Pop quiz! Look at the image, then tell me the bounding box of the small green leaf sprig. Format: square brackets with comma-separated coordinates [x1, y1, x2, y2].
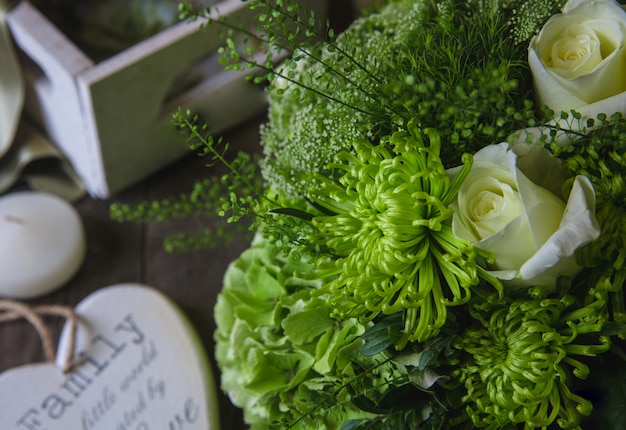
[307, 121, 502, 347]
[455, 288, 610, 429]
[110, 109, 266, 252]
[179, 0, 340, 87]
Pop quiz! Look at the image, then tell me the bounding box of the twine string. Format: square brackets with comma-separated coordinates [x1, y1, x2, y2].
[0, 300, 77, 374]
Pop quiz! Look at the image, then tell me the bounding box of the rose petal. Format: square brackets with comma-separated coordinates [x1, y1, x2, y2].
[563, 0, 588, 13]
[448, 142, 600, 290]
[518, 176, 600, 286]
[476, 215, 536, 271]
[552, 34, 626, 102]
[481, 148, 591, 288]
[549, 23, 604, 78]
[477, 143, 567, 254]
[529, 47, 587, 113]
[575, 89, 626, 120]
[511, 142, 568, 199]
[457, 165, 524, 240]
[515, 167, 566, 249]
[565, 0, 626, 19]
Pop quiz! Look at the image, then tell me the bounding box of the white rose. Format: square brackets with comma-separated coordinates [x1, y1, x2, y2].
[529, 0, 626, 118]
[447, 142, 600, 289]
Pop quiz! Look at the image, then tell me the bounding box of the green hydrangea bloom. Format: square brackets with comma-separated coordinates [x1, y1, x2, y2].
[455, 289, 610, 429]
[214, 235, 402, 429]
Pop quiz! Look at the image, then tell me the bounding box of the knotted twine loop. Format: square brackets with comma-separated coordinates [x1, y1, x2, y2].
[0, 300, 77, 374]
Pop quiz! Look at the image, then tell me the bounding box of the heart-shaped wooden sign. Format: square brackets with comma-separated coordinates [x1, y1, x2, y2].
[0, 284, 219, 429]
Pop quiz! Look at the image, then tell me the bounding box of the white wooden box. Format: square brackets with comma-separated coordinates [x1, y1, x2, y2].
[7, 0, 327, 198]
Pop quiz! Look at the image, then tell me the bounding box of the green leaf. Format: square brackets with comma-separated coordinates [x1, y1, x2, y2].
[245, 261, 284, 301]
[270, 207, 315, 221]
[361, 326, 393, 356]
[351, 395, 381, 414]
[377, 384, 431, 410]
[361, 313, 404, 356]
[245, 348, 314, 394]
[341, 420, 366, 430]
[314, 319, 362, 374]
[583, 367, 626, 429]
[282, 304, 333, 345]
[418, 348, 438, 371]
[581, 343, 626, 429]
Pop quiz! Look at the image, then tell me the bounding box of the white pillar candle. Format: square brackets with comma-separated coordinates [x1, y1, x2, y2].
[0, 191, 86, 299]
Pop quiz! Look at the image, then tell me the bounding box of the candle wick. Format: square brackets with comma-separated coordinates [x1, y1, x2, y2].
[4, 215, 24, 225]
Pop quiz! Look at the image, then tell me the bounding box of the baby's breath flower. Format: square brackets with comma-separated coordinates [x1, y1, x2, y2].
[308, 122, 502, 347]
[509, 0, 566, 44]
[456, 290, 610, 429]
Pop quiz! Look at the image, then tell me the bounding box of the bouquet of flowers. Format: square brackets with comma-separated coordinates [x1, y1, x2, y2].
[114, 0, 626, 428]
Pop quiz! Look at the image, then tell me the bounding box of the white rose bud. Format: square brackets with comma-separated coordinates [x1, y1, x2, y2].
[447, 142, 600, 289]
[529, 0, 626, 118]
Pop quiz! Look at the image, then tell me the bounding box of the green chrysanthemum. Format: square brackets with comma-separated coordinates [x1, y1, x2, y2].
[308, 122, 502, 347]
[582, 201, 626, 326]
[456, 290, 610, 429]
[553, 113, 626, 332]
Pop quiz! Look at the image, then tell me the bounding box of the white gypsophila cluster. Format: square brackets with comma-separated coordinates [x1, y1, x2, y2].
[259, 0, 432, 198]
[508, 0, 566, 44]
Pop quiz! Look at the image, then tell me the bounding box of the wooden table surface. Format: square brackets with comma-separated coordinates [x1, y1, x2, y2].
[0, 114, 268, 429]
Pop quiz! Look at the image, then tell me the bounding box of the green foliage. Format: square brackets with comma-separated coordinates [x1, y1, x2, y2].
[109, 175, 254, 252]
[341, 402, 424, 430]
[110, 176, 223, 224]
[546, 112, 626, 328]
[160, 223, 252, 253]
[345, 317, 471, 429]
[259, 0, 538, 197]
[361, 313, 405, 356]
[591, 372, 626, 429]
[181, 0, 335, 85]
[581, 341, 626, 429]
[148, 0, 543, 250]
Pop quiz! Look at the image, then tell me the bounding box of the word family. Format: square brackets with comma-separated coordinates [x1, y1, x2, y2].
[16, 314, 144, 430]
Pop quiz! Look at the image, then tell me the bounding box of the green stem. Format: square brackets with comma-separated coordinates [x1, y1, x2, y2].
[260, 0, 383, 85]
[175, 111, 279, 209]
[197, 5, 390, 121]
